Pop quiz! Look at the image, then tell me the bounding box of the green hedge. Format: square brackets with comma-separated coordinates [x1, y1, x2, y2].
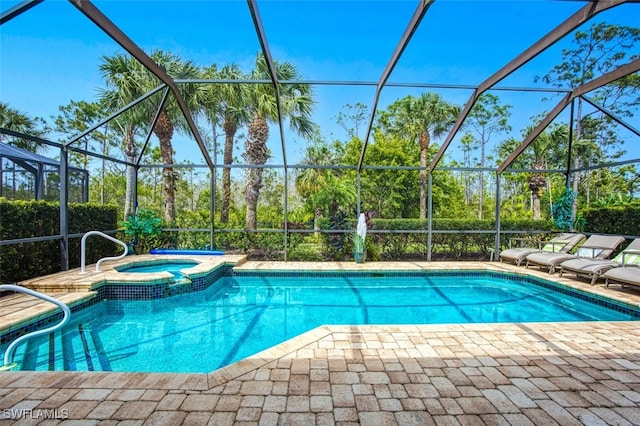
[4, 201, 634, 280]
[317, 218, 557, 260]
[370, 219, 557, 260]
[0, 199, 119, 283]
[582, 207, 640, 236]
[162, 228, 304, 260]
[214, 231, 303, 260]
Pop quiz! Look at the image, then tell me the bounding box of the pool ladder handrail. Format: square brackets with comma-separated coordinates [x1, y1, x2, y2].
[0, 284, 72, 370]
[81, 230, 129, 274]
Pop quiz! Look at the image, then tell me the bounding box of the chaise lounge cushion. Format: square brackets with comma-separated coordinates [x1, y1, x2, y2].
[604, 265, 640, 288]
[525, 234, 626, 274]
[499, 233, 584, 266]
[559, 238, 640, 285]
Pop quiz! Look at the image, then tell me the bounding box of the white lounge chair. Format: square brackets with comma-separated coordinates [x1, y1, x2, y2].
[558, 238, 640, 285]
[525, 234, 626, 274]
[499, 233, 585, 266]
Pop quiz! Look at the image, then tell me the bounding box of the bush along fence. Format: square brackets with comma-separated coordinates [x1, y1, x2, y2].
[3, 198, 639, 281]
[0, 199, 118, 283]
[320, 218, 558, 261]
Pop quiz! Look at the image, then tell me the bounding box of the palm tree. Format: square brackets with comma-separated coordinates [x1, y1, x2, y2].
[312, 172, 357, 219]
[243, 54, 315, 230]
[146, 51, 200, 224]
[529, 124, 568, 220]
[100, 51, 200, 223]
[99, 54, 149, 220]
[0, 102, 45, 151]
[377, 93, 459, 219]
[295, 136, 343, 232]
[200, 64, 249, 223]
[498, 122, 567, 220]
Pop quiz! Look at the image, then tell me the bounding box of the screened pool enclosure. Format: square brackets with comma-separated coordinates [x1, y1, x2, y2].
[0, 142, 88, 202]
[1, 0, 639, 269]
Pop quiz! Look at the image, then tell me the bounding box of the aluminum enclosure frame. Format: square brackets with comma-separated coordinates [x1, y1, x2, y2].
[0, 0, 638, 268]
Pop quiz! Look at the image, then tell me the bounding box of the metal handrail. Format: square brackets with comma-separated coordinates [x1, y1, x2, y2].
[81, 230, 129, 273]
[0, 284, 72, 370]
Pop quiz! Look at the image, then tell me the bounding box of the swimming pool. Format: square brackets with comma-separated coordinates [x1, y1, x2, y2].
[2, 271, 638, 373]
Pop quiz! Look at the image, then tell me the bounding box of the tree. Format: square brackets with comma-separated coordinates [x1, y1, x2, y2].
[536, 22, 640, 221]
[377, 93, 459, 219]
[295, 131, 345, 231]
[199, 64, 249, 223]
[52, 100, 119, 204]
[0, 102, 46, 151]
[344, 131, 420, 218]
[464, 93, 511, 219]
[99, 54, 149, 220]
[335, 102, 368, 140]
[146, 51, 200, 224]
[460, 133, 476, 205]
[243, 54, 315, 230]
[100, 51, 200, 223]
[497, 121, 567, 220]
[313, 172, 357, 219]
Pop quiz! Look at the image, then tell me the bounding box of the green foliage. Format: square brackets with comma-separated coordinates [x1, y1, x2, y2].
[213, 230, 303, 260]
[295, 137, 347, 219]
[364, 238, 381, 261]
[119, 208, 165, 253]
[591, 193, 637, 208]
[368, 218, 555, 260]
[320, 210, 349, 260]
[431, 170, 469, 217]
[288, 242, 324, 261]
[552, 188, 577, 231]
[247, 232, 286, 259]
[0, 199, 118, 282]
[582, 207, 640, 236]
[171, 216, 560, 261]
[356, 133, 420, 217]
[88, 173, 126, 213]
[0, 102, 47, 150]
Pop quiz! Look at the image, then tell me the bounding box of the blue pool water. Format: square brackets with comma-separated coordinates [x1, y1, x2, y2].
[116, 261, 198, 276]
[3, 272, 638, 373]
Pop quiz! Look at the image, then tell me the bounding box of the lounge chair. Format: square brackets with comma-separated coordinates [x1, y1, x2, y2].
[604, 264, 640, 289]
[525, 234, 626, 274]
[499, 233, 585, 266]
[558, 238, 640, 285]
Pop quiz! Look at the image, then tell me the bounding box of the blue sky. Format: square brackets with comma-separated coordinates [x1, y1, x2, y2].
[1, 0, 639, 167]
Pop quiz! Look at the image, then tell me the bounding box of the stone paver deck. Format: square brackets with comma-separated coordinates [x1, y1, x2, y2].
[1, 260, 640, 425]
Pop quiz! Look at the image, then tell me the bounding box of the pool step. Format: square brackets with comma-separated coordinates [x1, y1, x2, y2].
[11, 324, 112, 372]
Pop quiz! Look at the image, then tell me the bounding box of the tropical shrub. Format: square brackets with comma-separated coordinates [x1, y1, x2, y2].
[0, 199, 118, 282]
[120, 208, 165, 253]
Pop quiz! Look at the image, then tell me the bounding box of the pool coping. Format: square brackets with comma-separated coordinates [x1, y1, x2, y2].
[0, 255, 640, 372]
[18, 254, 248, 293]
[207, 261, 640, 387]
[2, 260, 640, 425]
[2, 320, 640, 392]
[2, 259, 640, 382]
[5, 258, 640, 337]
[3, 321, 639, 425]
